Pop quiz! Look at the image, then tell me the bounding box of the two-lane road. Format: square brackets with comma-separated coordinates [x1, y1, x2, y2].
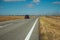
[0, 18, 39, 40]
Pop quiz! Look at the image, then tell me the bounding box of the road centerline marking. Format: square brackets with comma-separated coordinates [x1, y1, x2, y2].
[25, 18, 39, 40]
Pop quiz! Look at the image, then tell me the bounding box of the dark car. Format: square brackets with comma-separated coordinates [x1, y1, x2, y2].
[25, 15, 30, 19]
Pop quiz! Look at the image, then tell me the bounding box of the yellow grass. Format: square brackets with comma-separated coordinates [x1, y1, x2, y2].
[0, 16, 24, 22]
[39, 16, 60, 40]
[0, 16, 36, 22]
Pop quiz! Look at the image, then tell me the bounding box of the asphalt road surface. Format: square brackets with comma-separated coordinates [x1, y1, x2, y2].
[0, 18, 39, 40]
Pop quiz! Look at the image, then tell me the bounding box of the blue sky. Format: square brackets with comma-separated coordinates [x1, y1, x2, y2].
[0, 0, 60, 15]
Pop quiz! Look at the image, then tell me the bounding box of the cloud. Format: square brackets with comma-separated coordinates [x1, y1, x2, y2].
[4, 0, 26, 2]
[33, 0, 40, 3]
[26, 0, 40, 8]
[53, 2, 60, 4]
[33, 0, 40, 5]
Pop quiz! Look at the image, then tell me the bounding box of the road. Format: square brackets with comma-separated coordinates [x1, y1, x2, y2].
[0, 18, 39, 40]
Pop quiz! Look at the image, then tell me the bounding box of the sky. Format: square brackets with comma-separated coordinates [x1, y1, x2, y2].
[0, 0, 60, 15]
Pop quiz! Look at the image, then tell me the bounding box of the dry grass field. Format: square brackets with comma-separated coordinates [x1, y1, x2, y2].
[0, 16, 36, 22]
[39, 16, 60, 40]
[0, 16, 24, 22]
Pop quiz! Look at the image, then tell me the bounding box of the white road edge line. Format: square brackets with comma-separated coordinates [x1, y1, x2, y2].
[25, 18, 39, 40]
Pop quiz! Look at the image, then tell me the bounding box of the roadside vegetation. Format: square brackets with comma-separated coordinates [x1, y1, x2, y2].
[40, 16, 60, 40]
[0, 16, 24, 22]
[0, 16, 36, 22]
